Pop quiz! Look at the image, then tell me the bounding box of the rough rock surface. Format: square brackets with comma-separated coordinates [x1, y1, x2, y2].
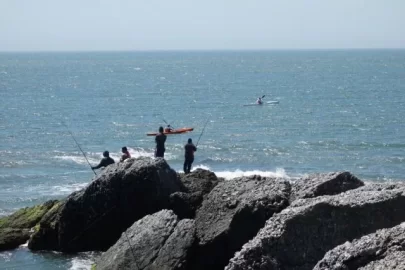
[358, 182, 405, 191]
[169, 192, 204, 219]
[97, 210, 195, 270]
[226, 187, 405, 270]
[29, 157, 183, 252]
[291, 171, 364, 201]
[194, 175, 291, 270]
[314, 222, 405, 270]
[170, 169, 222, 219]
[0, 228, 30, 251]
[0, 200, 58, 251]
[179, 169, 221, 195]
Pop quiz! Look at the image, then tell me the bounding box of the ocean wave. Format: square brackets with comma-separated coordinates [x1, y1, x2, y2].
[191, 165, 294, 180]
[51, 183, 89, 195]
[70, 257, 94, 270]
[53, 147, 163, 165]
[69, 252, 101, 270]
[54, 155, 100, 165]
[0, 251, 12, 262]
[112, 121, 142, 127]
[0, 160, 29, 168]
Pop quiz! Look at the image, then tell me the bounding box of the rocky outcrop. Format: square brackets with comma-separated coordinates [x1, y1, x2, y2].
[170, 169, 222, 219]
[29, 157, 183, 252]
[194, 175, 291, 270]
[358, 181, 405, 191]
[96, 210, 196, 270]
[179, 169, 221, 195]
[314, 222, 405, 270]
[169, 192, 203, 220]
[0, 200, 58, 251]
[0, 228, 30, 251]
[226, 186, 405, 270]
[291, 171, 364, 201]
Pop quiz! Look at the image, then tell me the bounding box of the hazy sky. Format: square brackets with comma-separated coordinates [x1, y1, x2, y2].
[1, 0, 404, 51]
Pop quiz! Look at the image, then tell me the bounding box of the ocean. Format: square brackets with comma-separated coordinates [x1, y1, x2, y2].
[1, 50, 405, 269]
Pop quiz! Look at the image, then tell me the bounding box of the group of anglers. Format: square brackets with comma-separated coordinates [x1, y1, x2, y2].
[91, 126, 197, 174]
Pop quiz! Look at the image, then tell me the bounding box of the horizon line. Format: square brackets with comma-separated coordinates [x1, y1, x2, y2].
[0, 47, 405, 53]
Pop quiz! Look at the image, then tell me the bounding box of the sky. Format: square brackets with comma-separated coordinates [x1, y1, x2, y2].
[0, 0, 404, 51]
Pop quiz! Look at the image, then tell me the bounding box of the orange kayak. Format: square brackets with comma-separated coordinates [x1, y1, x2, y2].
[146, 127, 194, 136]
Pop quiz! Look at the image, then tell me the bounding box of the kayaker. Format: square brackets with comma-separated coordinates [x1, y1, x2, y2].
[256, 97, 263, 105]
[184, 138, 197, 174]
[92, 151, 115, 169]
[164, 124, 173, 133]
[155, 126, 167, 158]
[120, 146, 131, 162]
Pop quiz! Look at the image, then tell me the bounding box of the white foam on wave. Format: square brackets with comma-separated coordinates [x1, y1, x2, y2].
[55, 155, 100, 165]
[191, 165, 293, 180]
[127, 147, 155, 159]
[112, 121, 139, 127]
[54, 147, 168, 165]
[0, 251, 12, 261]
[70, 257, 95, 270]
[52, 183, 89, 195]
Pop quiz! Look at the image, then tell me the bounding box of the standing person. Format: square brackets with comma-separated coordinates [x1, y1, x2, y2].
[155, 126, 167, 158]
[120, 146, 131, 162]
[92, 151, 115, 170]
[184, 138, 197, 174]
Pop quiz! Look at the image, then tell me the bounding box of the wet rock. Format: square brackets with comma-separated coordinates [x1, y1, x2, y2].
[226, 187, 405, 270]
[0, 200, 59, 229]
[0, 228, 30, 251]
[97, 210, 196, 270]
[194, 175, 291, 270]
[29, 157, 184, 252]
[0, 200, 58, 251]
[291, 171, 364, 201]
[314, 222, 405, 270]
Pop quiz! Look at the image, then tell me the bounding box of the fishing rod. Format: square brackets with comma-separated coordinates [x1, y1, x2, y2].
[196, 119, 209, 147]
[62, 122, 97, 176]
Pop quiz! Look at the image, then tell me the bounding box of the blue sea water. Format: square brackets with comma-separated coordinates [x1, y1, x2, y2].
[1, 50, 405, 269]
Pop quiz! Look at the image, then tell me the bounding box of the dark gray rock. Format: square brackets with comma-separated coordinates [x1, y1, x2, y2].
[194, 175, 291, 270]
[314, 222, 405, 270]
[151, 218, 196, 269]
[291, 171, 364, 201]
[96, 210, 196, 270]
[358, 181, 405, 191]
[170, 169, 222, 219]
[29, 157, 184, 252]
[226, 187, 405, 270]
[169, 191, 203, 219]
[179, 168, 221, 195]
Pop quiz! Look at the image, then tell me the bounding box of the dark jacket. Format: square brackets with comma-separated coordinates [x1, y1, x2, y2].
[155, 133, 167, 151]
[92, 157, 115, 169]
[184, 143, 197, 159]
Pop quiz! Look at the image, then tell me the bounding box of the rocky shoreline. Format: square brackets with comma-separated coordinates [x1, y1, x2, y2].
[1, 157, 405, 269]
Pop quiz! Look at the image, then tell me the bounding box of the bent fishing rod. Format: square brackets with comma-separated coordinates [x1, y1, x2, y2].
[62, 122, 97, 176]
[196, 118, 209, 147]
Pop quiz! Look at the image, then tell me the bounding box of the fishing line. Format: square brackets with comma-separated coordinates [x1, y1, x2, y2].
[62, 122, 97, 176]
[196, 119, 210, 147]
